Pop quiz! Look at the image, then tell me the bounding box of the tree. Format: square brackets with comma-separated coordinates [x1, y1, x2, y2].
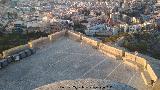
[73, 22, 86, 34]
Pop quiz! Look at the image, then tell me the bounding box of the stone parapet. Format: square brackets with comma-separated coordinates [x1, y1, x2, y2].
[2, 44, 29, 58]
[67, 30, 81, 41]
[28, 37, 49, 48]
[48, 30, 66, 41]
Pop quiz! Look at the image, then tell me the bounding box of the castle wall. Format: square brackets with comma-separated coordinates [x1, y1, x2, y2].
[2, 44, 29, 58]
[1, 30, 160, 89]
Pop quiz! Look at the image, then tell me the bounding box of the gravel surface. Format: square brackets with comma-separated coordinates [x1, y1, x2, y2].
[0, 37, 148, 90]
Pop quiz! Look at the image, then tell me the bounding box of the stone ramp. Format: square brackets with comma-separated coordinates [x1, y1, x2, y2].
[0, 37, 148, 90]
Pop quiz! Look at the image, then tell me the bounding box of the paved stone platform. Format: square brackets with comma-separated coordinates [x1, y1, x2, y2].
[0, 37, 148, 90]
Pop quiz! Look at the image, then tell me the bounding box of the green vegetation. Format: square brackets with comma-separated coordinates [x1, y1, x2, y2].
[103, 33, 129, 42]
[123, 32, 160, 59]
[123, 40, 148, 53]
[73, 22, 87, 34]
[0, 31, 48, 53]
[104, 32, 160, 59]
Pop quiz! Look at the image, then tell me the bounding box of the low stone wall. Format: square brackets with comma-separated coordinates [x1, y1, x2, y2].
[82, 36, 98, 47]
[28, 30, 66, 48]
[146, 63, 158, 82]
[2, 44, 29, 58]
[124, 52, 147, 69]
[68, 31, 98, 47]
[28, 37, 49, 48]
[67, 31, 81, 41]
[124, 52, 158, 83]
[136, 56, 147, 69]
[0, 48, 35, 69]
[124, 52, 136, 62]
[99, 43, 124, 58]
[48, 30, 66, 41]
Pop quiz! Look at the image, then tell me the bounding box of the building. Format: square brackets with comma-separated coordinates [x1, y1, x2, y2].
[85, 24, 113, 36]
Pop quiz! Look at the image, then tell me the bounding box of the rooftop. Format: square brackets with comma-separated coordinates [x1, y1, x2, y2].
[0, 37, 148, 90]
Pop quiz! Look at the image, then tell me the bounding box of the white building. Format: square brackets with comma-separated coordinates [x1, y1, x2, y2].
[85, 24, 113, 36]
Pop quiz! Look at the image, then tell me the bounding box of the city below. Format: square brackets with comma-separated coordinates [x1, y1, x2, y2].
[0, 0, 160, 90]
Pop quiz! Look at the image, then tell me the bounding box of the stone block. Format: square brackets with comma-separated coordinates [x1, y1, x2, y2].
[0, 59, 8, 67]
[19, 51, 27, 59]
[12, 54, 20, 61]
[24, 49, 32, 56]
[6, 56, 13, 63]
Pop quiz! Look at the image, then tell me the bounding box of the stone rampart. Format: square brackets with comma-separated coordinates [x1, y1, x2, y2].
[48, 30, 66, 41]
[136, 56, 147, 69]
[124, 52, 136, 62]
[99, 43, 124, 58]
[28, 30, 66, 48]
[82, 36, 98, 47]
[2, 44, 29, 58]
[67, 31, 81, 41]
[28, 37, 49, 48]
[147, 64, 158, 82]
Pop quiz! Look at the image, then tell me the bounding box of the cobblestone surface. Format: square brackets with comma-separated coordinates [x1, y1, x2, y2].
[0, 37, 148, 90]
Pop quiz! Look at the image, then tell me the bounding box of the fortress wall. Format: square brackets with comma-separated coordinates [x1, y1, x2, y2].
[124, 52, 148, 71]
[124, 51, 158, 82]
[99, 43, 124, 57]
[29, 30, 66, 48]
[2, 44, 29, 58]
[48, 30, 66, 41]
[68, 31, 81, 40]
[124, 52, 136, 62]
[124, 53, 148, 69]
[28, 37, 49, 48]
[146, 64, 158, 82]
[67, 31, 98, 47]
[67, 31, 124, 57]
[82, 36, 97, 47]
[124, 52, 157, 82]
[135, 56, 147, 69]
